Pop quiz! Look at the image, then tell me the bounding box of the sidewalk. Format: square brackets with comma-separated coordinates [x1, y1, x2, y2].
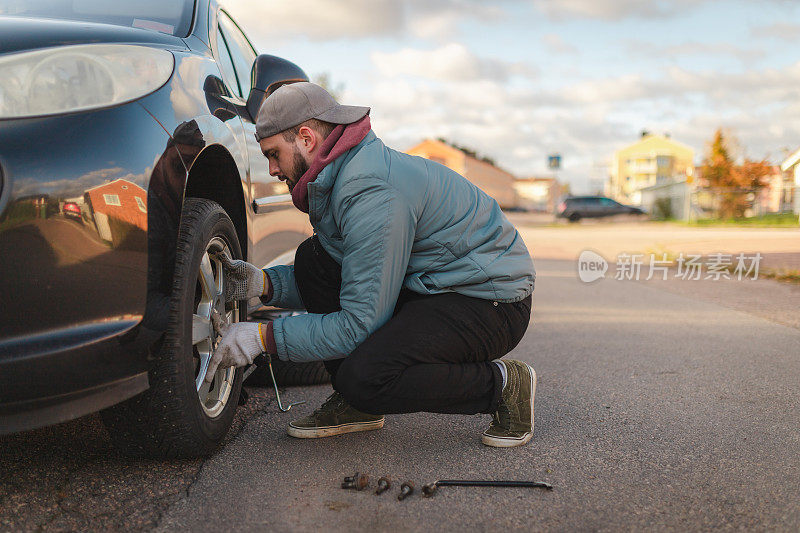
[515, 220, 800, 271]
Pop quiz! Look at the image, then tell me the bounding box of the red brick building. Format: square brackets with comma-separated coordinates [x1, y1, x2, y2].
[84, 179, 147, 242]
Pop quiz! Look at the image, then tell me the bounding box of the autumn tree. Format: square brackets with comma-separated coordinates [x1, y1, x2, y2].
[699, 129, 772, 218]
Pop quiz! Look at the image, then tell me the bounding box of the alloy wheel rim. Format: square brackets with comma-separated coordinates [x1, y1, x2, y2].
[191, 236, 236, 418]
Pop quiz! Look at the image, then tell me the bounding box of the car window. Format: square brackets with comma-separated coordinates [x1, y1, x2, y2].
[215, 25, 241, 98]
[218, 11, 257, 98]
[600, 198, 616, 206]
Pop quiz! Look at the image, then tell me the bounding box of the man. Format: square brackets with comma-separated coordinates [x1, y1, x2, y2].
[208, 82, 536, 447]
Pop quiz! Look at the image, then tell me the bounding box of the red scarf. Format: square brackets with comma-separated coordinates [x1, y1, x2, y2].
[291, 115, 371, 213]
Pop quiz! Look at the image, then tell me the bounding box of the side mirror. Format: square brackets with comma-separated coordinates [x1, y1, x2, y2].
[245, 55, 308, 122]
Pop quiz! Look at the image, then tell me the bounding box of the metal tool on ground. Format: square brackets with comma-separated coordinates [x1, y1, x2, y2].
[250, 353, 305, 412]
[397, 481, 414, 501]
[342, 471, 360, 483]
[341, 472, 369, 491]
[422, 479, 553, 497]
[375, 477, 391, 495]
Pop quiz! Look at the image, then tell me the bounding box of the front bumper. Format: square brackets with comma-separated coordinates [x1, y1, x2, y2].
[0, 319, 149, 434]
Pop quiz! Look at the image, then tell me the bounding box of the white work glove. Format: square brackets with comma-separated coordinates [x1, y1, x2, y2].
[219, 255, 267, 302]
[205, 316, 266, 383]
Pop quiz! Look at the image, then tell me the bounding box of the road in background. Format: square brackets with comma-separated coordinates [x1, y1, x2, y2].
[508, 214, 800, 271]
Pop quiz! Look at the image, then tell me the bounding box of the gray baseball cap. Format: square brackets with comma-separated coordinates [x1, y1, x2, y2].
[254, 82, 370, 141]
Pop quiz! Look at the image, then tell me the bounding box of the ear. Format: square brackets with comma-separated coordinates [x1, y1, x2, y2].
[297, 126, 318, 155]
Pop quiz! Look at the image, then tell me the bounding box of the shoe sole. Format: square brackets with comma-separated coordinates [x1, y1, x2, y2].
[482, 362, 536, 448]
[287, 418, 385, 439]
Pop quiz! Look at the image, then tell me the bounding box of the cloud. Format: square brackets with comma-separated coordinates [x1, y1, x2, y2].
[221, 0, 402, 40]
[407, 1, 505, 40]
[359, 57, 800, 192]
[529, 62, 800, 109]
[13, 161, 158, 199]
[542, 33, 578, 54]
[221, 0, 503, 42]
[371, 43, 534, 82]
[533, 0, 706, 20]
[535, 0, 795, 21]
[626, 40, 765, 65]
[364, 76, 624, 182]
[751, 22, 800, 41]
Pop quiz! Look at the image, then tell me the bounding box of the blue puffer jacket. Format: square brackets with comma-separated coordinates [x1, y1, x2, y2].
[265, 131, 535, 362]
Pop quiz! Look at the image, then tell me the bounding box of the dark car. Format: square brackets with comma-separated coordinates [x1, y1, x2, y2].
[0, 0, 320, 457]
[556, 196, 646, 222]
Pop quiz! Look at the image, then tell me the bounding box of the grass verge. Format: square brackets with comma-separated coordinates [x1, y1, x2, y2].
[679, 213, 799, 228]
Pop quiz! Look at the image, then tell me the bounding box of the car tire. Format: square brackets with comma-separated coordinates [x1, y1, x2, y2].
[568, 212, 581, 222]
[245, 358, 330, 387]
[101, 198, 244, 458]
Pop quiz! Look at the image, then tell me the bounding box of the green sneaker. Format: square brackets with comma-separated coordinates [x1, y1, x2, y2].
[287, 391, 385, 439]
[482, 360, 536, 448]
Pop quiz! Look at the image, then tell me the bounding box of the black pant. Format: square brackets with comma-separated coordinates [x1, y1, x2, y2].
[293, 236, 532, 415]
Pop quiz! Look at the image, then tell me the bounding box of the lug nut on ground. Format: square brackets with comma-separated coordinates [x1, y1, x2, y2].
[422, 483, 438, 497]
[341, 473, 369, 491]
[398, 481, 414, 501]
[375, 477, 391, 495]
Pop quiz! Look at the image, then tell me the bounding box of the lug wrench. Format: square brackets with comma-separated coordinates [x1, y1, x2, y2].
[249, 353, 305, 412]
[422, 479, 553, 497]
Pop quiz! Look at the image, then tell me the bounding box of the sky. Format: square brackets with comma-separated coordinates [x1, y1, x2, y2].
[224, 0, 800, 194]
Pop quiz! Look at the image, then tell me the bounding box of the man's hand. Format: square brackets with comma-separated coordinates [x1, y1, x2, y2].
[205, 315, 266, 383]
[218, 255, 268, 302]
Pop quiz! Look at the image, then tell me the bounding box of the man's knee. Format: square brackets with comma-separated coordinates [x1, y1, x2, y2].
[335, 358, 384, 414]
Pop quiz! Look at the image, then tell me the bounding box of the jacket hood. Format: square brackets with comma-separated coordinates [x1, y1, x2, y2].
[309, 131, 378, 196]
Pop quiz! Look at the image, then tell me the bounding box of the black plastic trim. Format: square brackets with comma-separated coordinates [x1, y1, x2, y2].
[0, 372, 148, 435]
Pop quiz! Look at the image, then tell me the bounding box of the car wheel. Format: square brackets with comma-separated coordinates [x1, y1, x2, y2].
[101, 198, 243, 458]
[568, 212, 581, 222]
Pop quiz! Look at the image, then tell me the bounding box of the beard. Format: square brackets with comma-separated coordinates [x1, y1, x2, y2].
[285, 145, 310, 192]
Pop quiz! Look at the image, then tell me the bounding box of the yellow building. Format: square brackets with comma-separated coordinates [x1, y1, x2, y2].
[406, 139, 518, 208]
[609, 133, 694, 205]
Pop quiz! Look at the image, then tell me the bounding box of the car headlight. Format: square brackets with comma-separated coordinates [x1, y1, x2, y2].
[0, 44, 174, 119]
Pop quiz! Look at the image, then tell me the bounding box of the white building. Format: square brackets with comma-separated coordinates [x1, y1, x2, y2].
[779, 148, 800, 217]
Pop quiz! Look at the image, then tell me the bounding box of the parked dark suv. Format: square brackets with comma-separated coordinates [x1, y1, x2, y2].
[556, 196, 646, 222]
[0, 0, 318, 457]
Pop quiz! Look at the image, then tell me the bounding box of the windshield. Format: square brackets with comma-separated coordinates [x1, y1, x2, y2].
[0, 0, 195, 37]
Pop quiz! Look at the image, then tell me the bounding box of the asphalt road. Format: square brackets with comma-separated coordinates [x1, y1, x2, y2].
[2, 232, 799, 531]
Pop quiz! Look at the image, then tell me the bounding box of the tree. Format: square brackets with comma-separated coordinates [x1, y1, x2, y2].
[699, 129, 771, 218]
[312, 72, 345, 101]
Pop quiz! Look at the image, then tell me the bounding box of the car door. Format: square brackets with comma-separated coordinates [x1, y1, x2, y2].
[211, 10, 310, 270]
[597, 197, 616, 217]
[579, 198, 600, 218]
[212, 11, 269, 203]
[600, 197, 626, 216]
